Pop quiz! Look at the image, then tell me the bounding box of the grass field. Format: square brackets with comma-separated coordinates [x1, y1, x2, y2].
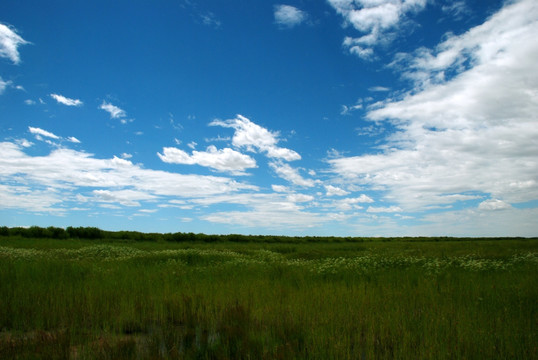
[0, 235, 536, 359]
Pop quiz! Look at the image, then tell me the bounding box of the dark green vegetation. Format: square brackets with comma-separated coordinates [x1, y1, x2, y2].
[0, 228, 536, 359]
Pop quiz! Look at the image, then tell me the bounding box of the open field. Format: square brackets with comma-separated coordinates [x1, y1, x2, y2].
[0, 231, 537, 359]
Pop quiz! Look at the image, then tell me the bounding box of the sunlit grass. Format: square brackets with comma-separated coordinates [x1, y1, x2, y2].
[0, 237, 536, 359]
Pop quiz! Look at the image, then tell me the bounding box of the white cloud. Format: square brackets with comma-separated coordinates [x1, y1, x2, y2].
[331, 195, 374, 211]
[0, 77, 11, 94]
[28, 126, 59, 139]
[325, 185, 350, 196]
[24, 99, 35, 105]
[139, 209, 158, 213]
[0, 23, 29, 64]
[367, 206, 402, 213]
[328, 0, 428, 58]
[200, 12, 221, 28]
[441, 1, 470, 18]
[414, 207, 538, 237]
[0, 141, 257, 213]
[158, 145, 257, 175]
[93, 189, 156, 207]
[274, 5, 308, 28]
[272, 184, 289, 192]
[196, 193, 327, 230]
[340, 103, 363, 115]
[50, 93, 83, 107]
[269, 161, 316, 187]
[330, 0, 538, 211]
[287, 193, 314, 203]
[99, 101, 126, 119]
[67, 136, 81, 143]
[369, 86, 390, 92]
[210, 114, 301, 161]
[16, 139, 33, 148]
[478, 199, 512, 211]
[0, 184, 63, 213]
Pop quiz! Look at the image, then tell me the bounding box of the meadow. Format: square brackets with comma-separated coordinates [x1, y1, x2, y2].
[0, 230, 536, 359]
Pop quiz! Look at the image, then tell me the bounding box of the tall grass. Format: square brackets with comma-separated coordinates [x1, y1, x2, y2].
[0, 238, 536, 359]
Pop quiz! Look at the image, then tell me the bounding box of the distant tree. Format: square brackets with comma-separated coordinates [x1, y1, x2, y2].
[47, 226, 68, 239]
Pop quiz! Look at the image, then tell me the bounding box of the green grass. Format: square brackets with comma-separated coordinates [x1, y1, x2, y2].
[0, 237, 536, 359]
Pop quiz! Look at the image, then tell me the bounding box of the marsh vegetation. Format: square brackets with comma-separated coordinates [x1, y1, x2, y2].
[0, 229, 536, 359]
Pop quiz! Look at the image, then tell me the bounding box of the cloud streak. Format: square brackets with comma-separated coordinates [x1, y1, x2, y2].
[50, 93, 83, 107]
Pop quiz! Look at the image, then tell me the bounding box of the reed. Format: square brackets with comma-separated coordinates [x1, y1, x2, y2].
[0, 237, 536, 359]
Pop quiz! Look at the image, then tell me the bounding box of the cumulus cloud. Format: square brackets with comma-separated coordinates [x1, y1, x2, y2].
[50, 93, 83, 107]
[0, 23, 29, 64]
[325, 185, 350, 196]
[274, 5, 308, 28]
[158, 145, 257, 175]
[328, 0, 427, 59]
[210, 115, 301, 161]
[99, 101, 126, 119]
[329, 0, 538, 211]
[269, 161, 316, 187]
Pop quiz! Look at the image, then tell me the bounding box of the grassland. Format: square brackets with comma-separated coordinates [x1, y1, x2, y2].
[0, 233, 536, 359]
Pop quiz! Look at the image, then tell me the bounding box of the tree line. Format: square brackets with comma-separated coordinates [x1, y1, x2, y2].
[0, 226, 529, 243]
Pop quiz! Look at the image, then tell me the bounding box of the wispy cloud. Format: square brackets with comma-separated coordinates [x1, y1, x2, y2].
[340, 103, 363, 115]
[274, 5, 308, 28]
[441, 1, 470, 19]
[50, 93, 83, 107]
[0, 22, 29, 64]
[28, 127, 59, 140]
[0, 77, 10, 94]
[330, 0, 538, 211]
[369, 86, 390, 92]
[99, 101, 126, 119]
[328, 0, 427, 59]
[200, 12, 221, 28]
[269, 161, 316, 187]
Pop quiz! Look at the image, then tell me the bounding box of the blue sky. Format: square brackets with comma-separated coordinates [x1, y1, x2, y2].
[1, 0, 537, 236]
